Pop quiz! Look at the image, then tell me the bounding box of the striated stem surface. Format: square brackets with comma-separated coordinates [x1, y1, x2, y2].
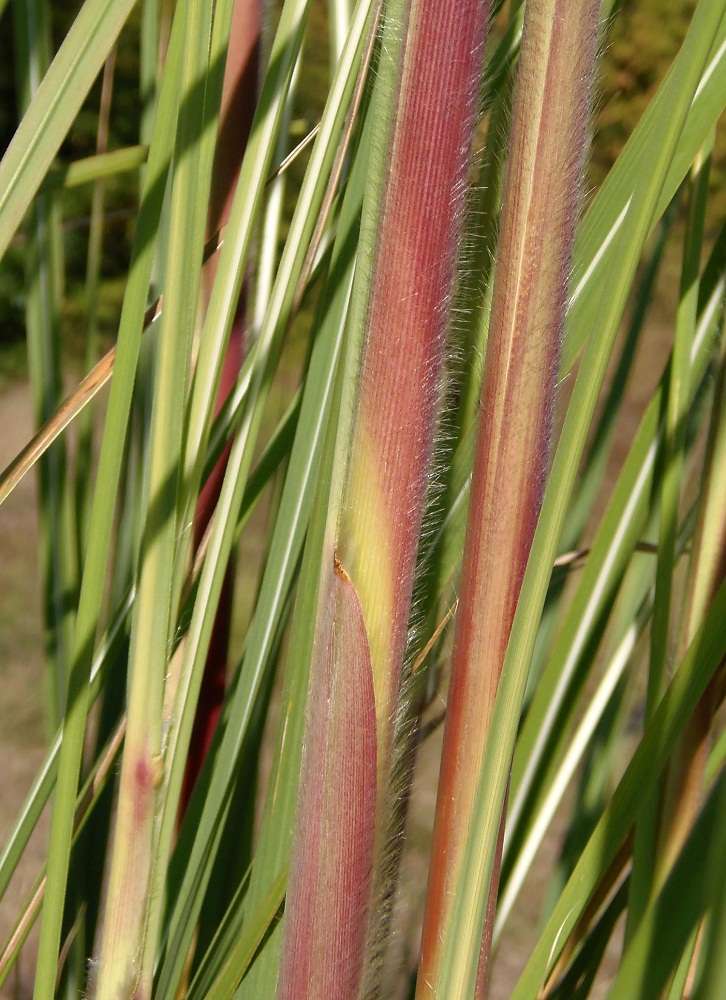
[278, 561, 378, 1000]
[340, 0, 490, 759]
[417, 1, 600, 995]
[279, 0, 490, 995]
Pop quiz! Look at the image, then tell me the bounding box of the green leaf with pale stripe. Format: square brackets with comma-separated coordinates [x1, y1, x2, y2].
[563, 12, 726, 371]
[0, 0, 138, 259]
[510, 574, 726, 996]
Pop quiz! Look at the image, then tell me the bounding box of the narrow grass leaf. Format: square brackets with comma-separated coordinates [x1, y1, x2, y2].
[94, 0, 218, 988]
[607, 769, 724, 999]
[511, 574, 726, 998]
[693, 767, 726, 999]
[201, 868, 287, 1000]
[35, 146, 149, 194]
[31, 10, 184, 992]
[0, 0, 138, 259]
[563, 10, 726, 371]
[209, 125, 369, 1000]
[75, 50, 117, 563]
[628, 134, 714, 937]
[153, 10, 375, 985]
[657, 235, 726, 890]
[507, 215, 726, 838]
